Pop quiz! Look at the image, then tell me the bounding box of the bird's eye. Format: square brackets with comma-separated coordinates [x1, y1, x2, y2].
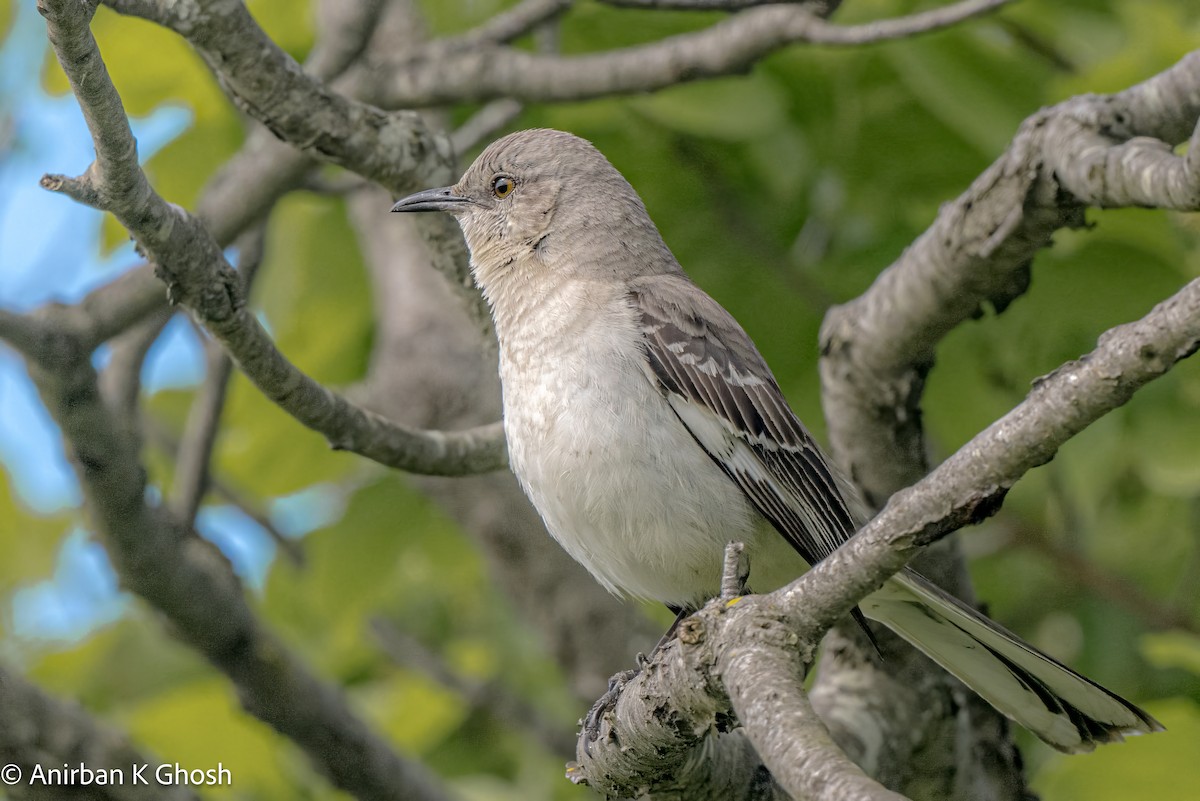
[492, 176, 514, 199]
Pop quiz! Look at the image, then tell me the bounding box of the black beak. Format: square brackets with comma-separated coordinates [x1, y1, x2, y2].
[390, 186, 471, 213]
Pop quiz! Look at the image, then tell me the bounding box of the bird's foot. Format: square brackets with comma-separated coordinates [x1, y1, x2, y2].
[580, 667, 640, 757]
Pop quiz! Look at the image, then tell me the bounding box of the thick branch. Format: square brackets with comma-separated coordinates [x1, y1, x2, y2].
[38, 0, 506, 477]
[813, 50, 1200, 789]
[805, 276, 1200, 641]
[820, 49, 1200, 509]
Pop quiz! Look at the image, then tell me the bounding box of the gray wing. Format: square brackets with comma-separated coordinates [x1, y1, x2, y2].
[630, 273, 861, 569]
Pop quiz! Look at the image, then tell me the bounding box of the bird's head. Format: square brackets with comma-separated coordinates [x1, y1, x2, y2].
[391, 128, 673, 289]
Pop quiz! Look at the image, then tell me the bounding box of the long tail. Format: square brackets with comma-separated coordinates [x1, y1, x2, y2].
[860, 569, 1163, 753]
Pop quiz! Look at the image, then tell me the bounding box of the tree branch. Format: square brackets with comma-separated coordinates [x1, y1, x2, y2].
[103, 0, 491, 337]
[595, 0, 793, 9]
[376, 0, 1009, 106]
[97, 306, 174, 446]
[306, 0, 386, 82]
[811, 49, 1199, 795]
[16, 314, 452, 801]
[98, 0, 449, 196]
[820, 50, 1200, 509]
[38, 0, 506, 477]
[43, 0, 388, 355]
[450, 99, 525, 154]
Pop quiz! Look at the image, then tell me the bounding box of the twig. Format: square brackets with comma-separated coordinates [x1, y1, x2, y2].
[450, 99, 524, 155]
[306, 0, 385, 81]
[170, 228, 265, 524]
[97, 306, 174, 443]
[301, 170, 372, 196]
[596, 0, 794, 8]
[448, 5, 567, 161]
[145, 417, 305, 568]
[443, 0, 574, 50]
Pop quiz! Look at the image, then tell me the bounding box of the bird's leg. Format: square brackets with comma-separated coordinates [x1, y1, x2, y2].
[653, 603, 692, 651]
[719, 540, 749, 601]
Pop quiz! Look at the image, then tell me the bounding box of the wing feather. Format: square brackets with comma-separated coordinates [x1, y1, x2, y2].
[630, 274, 859, 568]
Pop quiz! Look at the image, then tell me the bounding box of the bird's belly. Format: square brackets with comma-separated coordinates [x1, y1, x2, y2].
[503, 362, 765, 608]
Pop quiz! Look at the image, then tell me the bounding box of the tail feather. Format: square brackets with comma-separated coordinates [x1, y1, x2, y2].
[861, 570, 1163, 753]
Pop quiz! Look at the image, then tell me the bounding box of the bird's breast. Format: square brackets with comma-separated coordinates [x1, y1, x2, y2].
[495, 288, 762, 607]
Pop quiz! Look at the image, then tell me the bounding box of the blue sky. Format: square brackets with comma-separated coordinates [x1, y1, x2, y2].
[0, 3, 335, 643]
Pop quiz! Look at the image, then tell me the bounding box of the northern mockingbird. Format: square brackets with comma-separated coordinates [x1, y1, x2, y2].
[392, 128, 1161, 752]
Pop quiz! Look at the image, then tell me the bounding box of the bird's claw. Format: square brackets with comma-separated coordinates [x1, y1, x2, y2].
[580, 667, 640, 757]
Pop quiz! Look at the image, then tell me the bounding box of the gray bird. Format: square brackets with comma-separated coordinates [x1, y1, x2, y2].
[391, 128, 1161, 753]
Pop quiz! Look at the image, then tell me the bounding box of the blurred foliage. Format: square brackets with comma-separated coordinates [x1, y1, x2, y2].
[3, 0, 1200, 799]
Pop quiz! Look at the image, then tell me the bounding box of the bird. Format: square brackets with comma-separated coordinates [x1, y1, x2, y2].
[390, 127, 1162, 753]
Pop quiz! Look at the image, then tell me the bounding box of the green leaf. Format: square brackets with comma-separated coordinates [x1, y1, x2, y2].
[359, 673, 467, 755]
[1128, 374, 1200, 496]
[246, 0, 315, 64]
[1142, 631, 1200, 677]
[26, 616, 205, 712]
